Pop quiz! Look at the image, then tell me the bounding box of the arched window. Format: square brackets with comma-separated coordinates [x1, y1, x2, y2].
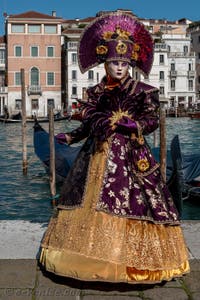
[31, 67, 39, 85]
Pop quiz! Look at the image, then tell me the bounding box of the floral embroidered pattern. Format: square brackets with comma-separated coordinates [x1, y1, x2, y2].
[97, 133, 180, 224]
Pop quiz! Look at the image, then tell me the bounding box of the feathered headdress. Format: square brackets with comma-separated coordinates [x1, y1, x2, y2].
[78, 12, 154, 76]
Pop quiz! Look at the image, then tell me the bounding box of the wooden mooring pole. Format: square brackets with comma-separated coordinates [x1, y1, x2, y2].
[21, 68, 28, 175]
[48, 107, 56, 205]
[159, 100, 167, 182]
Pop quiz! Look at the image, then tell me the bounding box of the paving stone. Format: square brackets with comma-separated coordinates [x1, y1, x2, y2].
[34, 289, 79, 300]
[159, 278, 182, 288]
[183, 270, 200, 292]
[188, 259, 200, 271]
[192, 292, 200, 300]
[0, 288, 32, 300]
[143, 287, 188, 300]
[82, 296, 141, 300]
[0, 259, 37, 288]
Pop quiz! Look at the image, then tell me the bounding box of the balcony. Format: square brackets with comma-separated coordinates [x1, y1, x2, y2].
[0, 86, 7, 93]
[188, 70, 195, 78]
[27, 85, 42, 96]
[169, 70, 177, 77]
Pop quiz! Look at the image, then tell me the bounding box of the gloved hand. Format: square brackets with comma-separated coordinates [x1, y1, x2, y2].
[55, 133, 67, 144]
[116, 116, 137, 133]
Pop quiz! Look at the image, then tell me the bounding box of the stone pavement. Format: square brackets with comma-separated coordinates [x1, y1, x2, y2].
[0, 221, 200, 300]
[0, 259, 200, 300]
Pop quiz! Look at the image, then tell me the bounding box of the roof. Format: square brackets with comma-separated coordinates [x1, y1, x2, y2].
[8, 11, 63, 20]
[0, 35, 6, 43]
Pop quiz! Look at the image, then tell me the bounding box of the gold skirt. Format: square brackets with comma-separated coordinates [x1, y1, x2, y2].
[40, 141, 190, 284]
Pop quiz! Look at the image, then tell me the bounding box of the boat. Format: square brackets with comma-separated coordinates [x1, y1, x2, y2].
[188, 111, 200, 119]
[34, 120, 200, 215]
[0, 112, 70, 123]
[33, 120, 81, 183]
[152, 135, 200, 208]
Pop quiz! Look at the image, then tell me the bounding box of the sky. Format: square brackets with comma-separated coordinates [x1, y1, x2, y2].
[0, 0, 200, 35]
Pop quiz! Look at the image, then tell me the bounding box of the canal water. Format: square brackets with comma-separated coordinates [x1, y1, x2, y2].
[0, 117, 200, 223]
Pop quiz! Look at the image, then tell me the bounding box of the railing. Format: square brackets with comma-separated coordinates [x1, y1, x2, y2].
[188, 70, 195, 77]
[0, 86, 8, 93]
[154, 43, 167, 50]
[168, 52, 195, 58]
[27, 85, 42, 95]
[169, 70, 177, 77]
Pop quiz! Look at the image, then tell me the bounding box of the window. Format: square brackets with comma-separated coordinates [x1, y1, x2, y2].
[15, 72, 21, 85]
[15, 99, 22, 110]
[30, 67, 39, 85]
[11, 24, 25, 33]
[171, 63, 175, 71]
[15, 46, 22, 57]
[47, 72, 54, 85]
[47, 46, 54, 57]
[198, 53, 200, 60]
[159, 71, 164, 80]
[32, 99, 39, 110]
[188, 63, 192, 71]
[183, 45, 188, 53]
[72, 70, 77, 80]
[44, 25, 57, 34]
[198, 36, 200, 43]
[0, 49, 5, 63]
[198, 76, 200, 84]
[159, 54, 164, 64]
[28, 25, 41, 33]
[72, 53, 77, 64]
[189, 80, 193, 91]
[171, 80, 176, 91]
[159, 86, 165, 95]
[88, 70, 94, 80]
[31, 46, 38, 57]
[72, 86, 77, 96]
[47, 99, 55, 108]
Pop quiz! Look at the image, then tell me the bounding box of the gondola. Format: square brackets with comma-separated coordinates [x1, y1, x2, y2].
[33, 121, 200, 215]
[0, 112, 70, 123]
[33, 120, 81, 183]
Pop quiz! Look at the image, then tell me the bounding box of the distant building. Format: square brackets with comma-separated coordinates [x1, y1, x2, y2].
[5, 10, 63, 117]
[188, 21, 200, 107]
[143, 18, 196, 112]
[0, 35, 6, 116]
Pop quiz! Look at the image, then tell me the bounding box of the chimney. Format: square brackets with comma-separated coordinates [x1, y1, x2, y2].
[52, 11, 56, 17]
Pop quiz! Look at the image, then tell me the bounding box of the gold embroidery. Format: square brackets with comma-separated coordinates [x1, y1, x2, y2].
[137, 158, 150, 172]
[116, 41, 128, 55]
[109, 108, 133, 129]
[96, 45, 108, 55]
[102, 26, 132, 41]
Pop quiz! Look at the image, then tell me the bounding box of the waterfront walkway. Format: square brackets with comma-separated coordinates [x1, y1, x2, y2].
[0, 221, 200, 300]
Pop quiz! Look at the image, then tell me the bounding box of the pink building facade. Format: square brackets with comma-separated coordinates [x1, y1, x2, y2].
[6, 11, 63, 117]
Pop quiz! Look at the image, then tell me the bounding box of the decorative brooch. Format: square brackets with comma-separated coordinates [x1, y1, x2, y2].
[137, 158, 150, 172]
[109, 109, 133, 130]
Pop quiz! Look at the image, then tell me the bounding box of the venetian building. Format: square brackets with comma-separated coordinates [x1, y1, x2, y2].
[5, 11, 63, 117]
[187, 21, 200, 108]
[141, 18, 196, 114]
[0, 35, 6, 116]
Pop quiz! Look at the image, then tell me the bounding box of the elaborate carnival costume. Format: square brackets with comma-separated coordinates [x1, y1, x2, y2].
[40, 13, 190, 283]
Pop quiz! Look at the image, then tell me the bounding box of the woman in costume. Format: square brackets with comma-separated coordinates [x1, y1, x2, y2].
[40, 12, 190, 284]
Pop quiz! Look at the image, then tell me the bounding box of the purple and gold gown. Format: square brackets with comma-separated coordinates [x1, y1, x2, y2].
[40, 75, 190, 284]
